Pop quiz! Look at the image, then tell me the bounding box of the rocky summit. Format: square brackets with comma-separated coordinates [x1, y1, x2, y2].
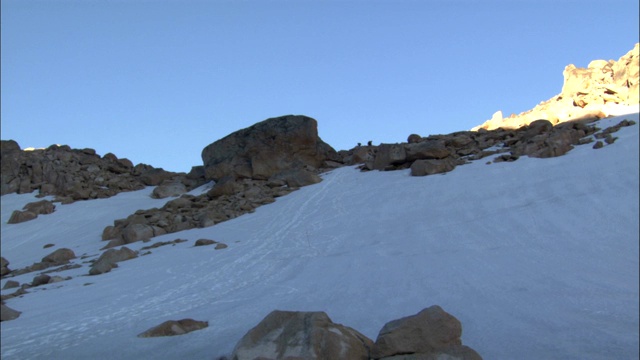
[473, 43, 639, 130]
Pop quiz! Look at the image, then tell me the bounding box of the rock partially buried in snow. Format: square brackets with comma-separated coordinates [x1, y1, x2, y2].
[371, 305, 482, 360]
[151, 181, 187, 199]
[137, 318, 209, 337]
[41, 248, 76, 264]
[89, 247, 138, 275]
[231, 310, 373, 360]
[1, 303, 22, 321]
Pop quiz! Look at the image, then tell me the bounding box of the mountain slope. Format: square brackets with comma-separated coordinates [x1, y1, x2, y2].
[1, 112, 639, 359]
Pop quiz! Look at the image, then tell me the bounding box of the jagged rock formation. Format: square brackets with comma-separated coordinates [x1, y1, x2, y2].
[201, 114, 340, 182]
[473, 43, 639, 131]
[0, 140, 203, 202]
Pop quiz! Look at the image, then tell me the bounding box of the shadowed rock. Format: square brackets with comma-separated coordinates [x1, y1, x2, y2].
[201, 115, 338, 181]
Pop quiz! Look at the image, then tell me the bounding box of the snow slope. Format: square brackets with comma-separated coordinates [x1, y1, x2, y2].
[1, 113, 639, 360]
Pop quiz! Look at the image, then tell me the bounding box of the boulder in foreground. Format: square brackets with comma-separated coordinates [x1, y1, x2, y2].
[232, 310, 373, 360]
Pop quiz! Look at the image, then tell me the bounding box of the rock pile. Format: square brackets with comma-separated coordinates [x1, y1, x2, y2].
[230, 306, 481, 360]
[473, 43, 639, 131]
[0, 140, 204, 203]
[349, 117, 635, 177]
[7, 200, 56, 224]
[100, 178, 296, 248]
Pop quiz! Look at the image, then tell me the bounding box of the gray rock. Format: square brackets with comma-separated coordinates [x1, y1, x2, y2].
[137, 318, 209, 338]
[32, 274, 51, 287]
[1, 304, 22, 321]
[42, 248, 76, 264]
[194, 239, 216, 246]
[89, 247, 138, 275]
[232, 310, 373, 360]
[151, 181, 187, 199]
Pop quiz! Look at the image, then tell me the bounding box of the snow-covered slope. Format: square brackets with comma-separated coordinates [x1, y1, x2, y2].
[1, 113, 638, 360]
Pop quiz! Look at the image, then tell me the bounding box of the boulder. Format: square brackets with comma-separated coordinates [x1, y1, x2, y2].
[42, 248, 76, 264]
[89, 247, 138, 275]
[23, 200, 56, 215]
[32, 274, 51, 287]
[371, 305, 482, 360]
[123, 223, 155, 243]
[232, 310, 373, 360]
[139, 168, 174, 186]
[270, 168, 322, 188]
[151, 182, 187, 199]
[137, 318, 209, 338]
[373, 144, 407, 170]
[194, 239, 216, 246]
[7, 210, 37, 224]
[410, 158, 457, 177]
[1, 304, 22, 322]
[3, 280, 19, 289]
[405, 140, 451, 161]
[1, 257, 10, 276]
[207, 176, 242, 198]
[201, 115, 338, 181]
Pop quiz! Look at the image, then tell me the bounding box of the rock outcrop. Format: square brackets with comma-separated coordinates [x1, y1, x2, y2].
[201, 115, 339, 182]
[0, 140, 205, 202]
[137, 319, 209, 338]
[231, 310, 373, 360]
[371, 305, 482, 360]
[351, 117, 634, 177]
[473, 43, 639, 131]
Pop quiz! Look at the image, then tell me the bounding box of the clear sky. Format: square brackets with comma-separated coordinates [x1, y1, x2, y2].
[2, 0, 639, 173]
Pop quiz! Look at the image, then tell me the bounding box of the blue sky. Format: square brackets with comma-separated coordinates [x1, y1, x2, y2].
[2, 0, 639, 173]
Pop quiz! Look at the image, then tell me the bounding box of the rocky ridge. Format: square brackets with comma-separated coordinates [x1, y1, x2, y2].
[473, 43, 639, 131]
[0, 140, 206, 203]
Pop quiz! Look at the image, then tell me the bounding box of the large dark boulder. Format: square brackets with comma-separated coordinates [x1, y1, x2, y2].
[201, 115, 339, 181]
